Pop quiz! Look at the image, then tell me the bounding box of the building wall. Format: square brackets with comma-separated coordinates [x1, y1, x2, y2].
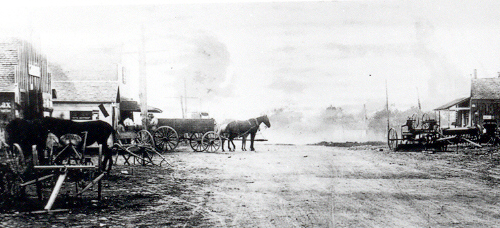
[0, 38, 51, 120]
[471, 99, 500, 127]
[52, 102, 115, 125]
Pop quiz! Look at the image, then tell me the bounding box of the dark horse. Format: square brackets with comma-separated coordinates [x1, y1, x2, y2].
[5, 118, 48, 166]
[221, 115, 271, 151]
[5, 117, 115, 172]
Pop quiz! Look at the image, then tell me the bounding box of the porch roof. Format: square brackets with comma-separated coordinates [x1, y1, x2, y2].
[434, 97, 470, 111]
[120, 100, 162, 113]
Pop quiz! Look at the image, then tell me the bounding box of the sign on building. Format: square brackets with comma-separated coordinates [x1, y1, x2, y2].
[70, 111, 92, 120]
[29, 64, 41, 77]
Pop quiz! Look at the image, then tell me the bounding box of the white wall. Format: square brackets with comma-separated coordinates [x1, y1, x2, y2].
[51, 102, 115, 125]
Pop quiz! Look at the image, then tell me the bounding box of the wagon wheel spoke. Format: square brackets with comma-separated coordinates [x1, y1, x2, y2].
[154, 126, 179, 152]
[136, 130, 154, 146]
[6, 143, 27, 175]
[189, 133, 205, 152]
[202, 131, 221, 153]
[410, 113, 419, 129]
[387, 128, 399, 151]
[421, 113, 432, 130]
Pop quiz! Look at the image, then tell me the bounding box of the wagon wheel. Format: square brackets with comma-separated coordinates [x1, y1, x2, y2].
[421, 113, 431, 130]
[154, 126, 179, 152]
[202, 131, 221, 153]
[388, 128, 399, 151]
[189, 133, 205, 152]
[6, 143, 27, 175]
[136, 130, 154, 147]
[410, 113, 419, 129]
[0, 166, 23, 199]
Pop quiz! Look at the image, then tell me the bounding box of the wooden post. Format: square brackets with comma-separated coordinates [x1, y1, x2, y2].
[98, 144, 102, 201]
[44, 172, 67, 210]
[32, 145, 42, 201]
[139, 23, 148, 129]
[386, 79, 390, 134]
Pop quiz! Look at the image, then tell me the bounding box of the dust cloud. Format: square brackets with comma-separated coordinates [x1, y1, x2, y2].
[263, 106, 384, 145]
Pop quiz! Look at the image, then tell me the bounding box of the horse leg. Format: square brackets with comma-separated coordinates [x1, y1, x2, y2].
[221, 138, 225, 152]
[227, 136, 232, 151]
[250, 132, 256, 151]
[100, 144, 113, 172]
[229, 135, 236, 151]
[241, 135, 246, 151]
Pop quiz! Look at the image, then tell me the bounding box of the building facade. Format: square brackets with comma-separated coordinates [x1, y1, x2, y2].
[0, 38, 51, 133]
[52, 81, 119, 127]
[435, 78, 500, 128]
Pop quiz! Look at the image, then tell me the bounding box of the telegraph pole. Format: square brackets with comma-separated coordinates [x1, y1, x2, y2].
[139, 24, 148, 129]
[386, 79, 390, 133]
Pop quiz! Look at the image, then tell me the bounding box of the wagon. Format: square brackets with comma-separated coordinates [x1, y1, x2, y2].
[0, 132, 106, 211]
[113, 126, 170, 167]
[387, 113, 448, 151]
[387, 113, 483, 152]
[153, 118, 222, 152]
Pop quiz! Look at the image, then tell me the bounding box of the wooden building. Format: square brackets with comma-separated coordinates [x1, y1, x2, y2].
[0, 37, 51, 127]
[435, 77, 500, 128]
[52, 81, 119, 126]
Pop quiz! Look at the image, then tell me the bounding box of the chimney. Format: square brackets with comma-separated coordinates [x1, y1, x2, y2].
[474, 69, 477, 79]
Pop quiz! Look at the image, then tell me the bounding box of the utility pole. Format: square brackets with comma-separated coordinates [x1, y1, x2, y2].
[139, 24, 148, 129]
[416, 87, 421, 110]
[386, 79, 390, 133]
[184, 76, 188, 118]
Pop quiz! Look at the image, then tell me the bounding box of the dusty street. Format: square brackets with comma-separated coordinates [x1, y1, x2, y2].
[2, 144, 500, 227]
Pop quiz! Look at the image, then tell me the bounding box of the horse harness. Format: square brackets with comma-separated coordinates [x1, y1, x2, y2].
[236, 118, 259, 137]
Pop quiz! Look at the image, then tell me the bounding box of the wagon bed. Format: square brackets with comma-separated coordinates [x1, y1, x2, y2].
[153, 118, 221, 152]
[157, 118, 215, 134]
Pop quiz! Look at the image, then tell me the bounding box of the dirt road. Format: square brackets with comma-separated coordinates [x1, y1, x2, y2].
[2, 144, 500, 227]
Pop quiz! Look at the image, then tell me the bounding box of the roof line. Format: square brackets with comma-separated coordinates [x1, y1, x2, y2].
[53, 101, 115, 104]
[53, 80, 119, 82]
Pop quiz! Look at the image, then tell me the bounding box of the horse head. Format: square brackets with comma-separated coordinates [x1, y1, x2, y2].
[260, 115, 271, 128]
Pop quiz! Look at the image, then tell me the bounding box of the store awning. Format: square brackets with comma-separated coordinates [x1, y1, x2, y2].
[120, 100, 162, 113]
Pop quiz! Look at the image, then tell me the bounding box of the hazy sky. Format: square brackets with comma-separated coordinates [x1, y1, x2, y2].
[2, 1, 500, 122]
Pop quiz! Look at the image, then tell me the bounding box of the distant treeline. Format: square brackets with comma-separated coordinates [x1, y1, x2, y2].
[310, 141, 385, 147]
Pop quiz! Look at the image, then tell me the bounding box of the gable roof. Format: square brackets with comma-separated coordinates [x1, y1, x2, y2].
[471, 78, 500, 100]
[53, 81, 118, 103]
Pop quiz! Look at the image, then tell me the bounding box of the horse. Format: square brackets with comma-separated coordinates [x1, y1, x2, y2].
[224, 115, 271, 151]
[217, 123, 239, 152]
[5, 118, 49, 166]
[38, 117, 115, 172]
[5, 117, 115, 172]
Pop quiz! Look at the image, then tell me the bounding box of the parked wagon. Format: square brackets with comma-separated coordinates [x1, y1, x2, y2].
[113, 126, 169, 167]
[387, 113, 484, 152]
[387, 113, 448, 151]
[153, 118, 222, 152]
[0, 132, 106, 211]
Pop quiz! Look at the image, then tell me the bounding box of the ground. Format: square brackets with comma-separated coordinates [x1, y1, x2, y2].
[2, 143, 500, 227]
